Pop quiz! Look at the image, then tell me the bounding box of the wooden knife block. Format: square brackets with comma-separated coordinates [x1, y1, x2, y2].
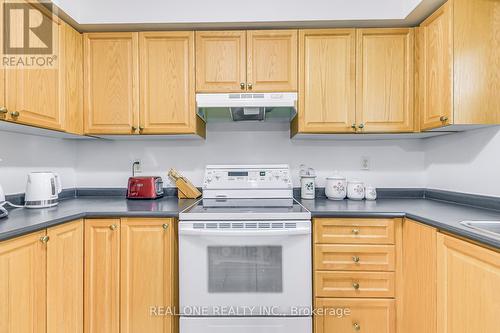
[168, 169, 202, 199]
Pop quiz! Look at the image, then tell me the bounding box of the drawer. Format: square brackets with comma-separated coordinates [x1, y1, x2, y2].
[315, 271, 395, 298]
[314, 218, 396, 244]
[314, 244, 395, 271]
[314, 298, 395, 333]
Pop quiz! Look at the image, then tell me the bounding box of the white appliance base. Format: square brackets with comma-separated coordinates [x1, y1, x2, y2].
[180, 316, 311, 333]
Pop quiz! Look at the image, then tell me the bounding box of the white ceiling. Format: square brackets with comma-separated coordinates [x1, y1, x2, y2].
[52, 0, 445, 30]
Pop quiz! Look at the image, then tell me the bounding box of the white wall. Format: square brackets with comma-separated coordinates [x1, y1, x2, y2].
[76, 123, 426, 189]
[52, 0, 424, 24]
[424, 127, 500, 197]
[0, 131, 77, 195]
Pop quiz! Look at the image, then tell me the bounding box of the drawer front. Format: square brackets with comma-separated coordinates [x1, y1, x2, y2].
[315, 244, 395, 271]
[315, 271, 395, 298]
[314, 218, 396, 244]
[315, 298, 395, 333]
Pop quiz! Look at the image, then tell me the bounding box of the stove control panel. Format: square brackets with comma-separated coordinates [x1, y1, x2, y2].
[203, 165, 292, 190]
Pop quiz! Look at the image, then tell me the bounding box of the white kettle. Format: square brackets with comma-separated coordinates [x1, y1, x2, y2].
[25, 172, 62, 208]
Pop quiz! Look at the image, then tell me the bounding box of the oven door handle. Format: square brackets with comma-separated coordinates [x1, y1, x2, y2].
[178, 228, 311, 236]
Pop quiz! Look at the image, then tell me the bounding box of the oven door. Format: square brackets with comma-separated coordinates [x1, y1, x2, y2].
[179, 221, 312, 316]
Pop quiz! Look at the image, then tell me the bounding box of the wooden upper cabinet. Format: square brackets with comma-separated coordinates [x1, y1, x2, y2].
[297, 29, 356, 133]
[418, 1, 453, 130]
[47, 220, 84, 333]
[0, 231, 47, 333]
[196, 31, 246, 92]
[5, 10, 63, 131]
[84, 219, 121, 333]
[437, 233, 500, 333]
[84, 33, 139, 134]
[120, 218, 176, 333]
[139, 32, 200, 135]
[356, 28, 414, 133]
[247, 30, 297, 92]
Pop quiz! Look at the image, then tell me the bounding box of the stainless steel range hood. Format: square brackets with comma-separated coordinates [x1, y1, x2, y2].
[196, 93, 297, 122]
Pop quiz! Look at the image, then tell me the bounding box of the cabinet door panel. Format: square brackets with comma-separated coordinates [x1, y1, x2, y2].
[84, 33, 139, 134]
[121, 218, 176, 333]
[437, 233, 500, 333]
[247, 30, 297, 92]
[139, 32, 196, 134]
[196, 31, 246, 92]
[356, 28, 414, 132]
[84, 219, 121, 333]
[418, 2, 453, 130]
[298, 29, 356, 133]
[47, 220, 84, 333]
[0, 231, 46, 333]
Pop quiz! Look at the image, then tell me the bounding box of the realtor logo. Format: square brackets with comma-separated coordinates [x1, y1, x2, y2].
[3, 1, 53, 54]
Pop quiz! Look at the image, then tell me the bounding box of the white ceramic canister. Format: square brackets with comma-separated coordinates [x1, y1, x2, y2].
[365, 186, 377, 200]
[347, 180, 365, 200]
[325, 172, 347, 200]
[301, 176, 316, 199]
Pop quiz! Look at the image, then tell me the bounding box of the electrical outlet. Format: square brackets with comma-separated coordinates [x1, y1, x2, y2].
[133, 159, 142, 174]
[361, 156, 370, 170]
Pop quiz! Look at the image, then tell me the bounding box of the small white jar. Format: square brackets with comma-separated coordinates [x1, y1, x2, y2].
[301, 176, 316, 199]
[365, 186, 377, 201]
[325, 172, 347, 200]
[347, 180, 365, 200]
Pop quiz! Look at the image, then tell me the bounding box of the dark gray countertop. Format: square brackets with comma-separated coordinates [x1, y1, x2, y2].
[1, 196, 499, 249]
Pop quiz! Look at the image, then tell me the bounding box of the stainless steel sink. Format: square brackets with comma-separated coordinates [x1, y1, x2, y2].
[460, 221, 500, 240]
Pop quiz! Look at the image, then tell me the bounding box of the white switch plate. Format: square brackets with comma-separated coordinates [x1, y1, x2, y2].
[361, 156, 370, 170]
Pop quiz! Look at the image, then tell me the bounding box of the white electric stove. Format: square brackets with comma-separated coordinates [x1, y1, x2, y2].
[179, 165, 312, 333]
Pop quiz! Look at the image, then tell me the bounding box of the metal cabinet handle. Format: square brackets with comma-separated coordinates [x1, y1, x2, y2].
[139, 126, 144, 132]
[10, 111, 20, 118]
[247, 83, 253, 90]
[109, 224, 118, 231]
[358, 123, 365, 129]
[352, 255, 360, 263]
[352, 229, 360, 235]
[131, 126, 137, 132]
[0, 107, 7, 114]
[352, 282, 360, 290]
[40, 235, 50, 244]
[240, 82, 245, 90]
[440, 116, 449, 122]
[353, 322, 361, 331]
[162, 223, 169, 230]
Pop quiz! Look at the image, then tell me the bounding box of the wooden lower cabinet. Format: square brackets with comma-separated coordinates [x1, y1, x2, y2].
[84, 219, 121, 333]
[120, 218, 177, 333]
[437, 233, 500, 333]
[315, 298, 395, 333]
[0, 231, 47, 333]
[47, 220, 84, 333]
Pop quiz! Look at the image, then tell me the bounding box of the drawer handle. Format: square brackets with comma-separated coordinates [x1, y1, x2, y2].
[352, 229, 360, 235]
[353, 322, 361, 331]
[352, 255, 360, 263]
[162, 223, 169, 230]
[109, 224, 118, 231]
[11, 111, 20, 118]
[0, 107, 7, 114]
[440, 115, 449, 122]
[352, 282, 360, 290]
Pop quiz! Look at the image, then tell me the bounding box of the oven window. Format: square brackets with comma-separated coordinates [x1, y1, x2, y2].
[207, 246, 283, 293]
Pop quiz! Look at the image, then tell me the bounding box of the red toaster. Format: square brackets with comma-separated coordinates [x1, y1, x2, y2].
[127, 176, 164, 199]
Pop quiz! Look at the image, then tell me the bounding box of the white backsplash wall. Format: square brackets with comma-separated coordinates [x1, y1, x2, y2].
[0, 131, 78, 195]
[424, 126, 500, 197]
[76, 122, 426, 189]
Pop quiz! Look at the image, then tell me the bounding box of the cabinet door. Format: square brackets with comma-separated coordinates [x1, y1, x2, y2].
[120, 218, 176, 333]
[47, 220, 83, 333]
[315, 298, 395, 333]
[0, 231, 46, 333]
[356, 28, 414, 132]
[418, 2, 453, 130]
[195, 31, 246, 92]
[139, 32, 197, 134]
[5, 6, 63, 131]
[84, 33, 139, 134]
[247, 30, 297, 92]
[298, 29, 356, 133]
[437, 233, 500, 333]
[84, 219, 121, 333]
